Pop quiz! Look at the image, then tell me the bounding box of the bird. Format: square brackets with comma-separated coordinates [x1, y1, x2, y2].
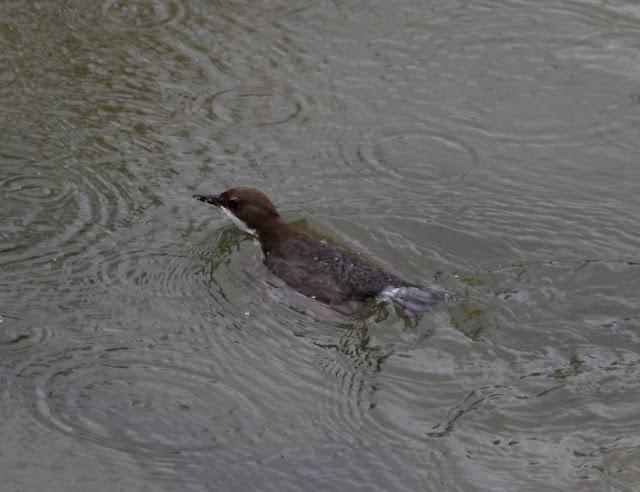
[194, 186, 452, 323]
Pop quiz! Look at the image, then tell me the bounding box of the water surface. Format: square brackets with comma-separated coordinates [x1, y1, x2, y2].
[1, 0, 639, 490]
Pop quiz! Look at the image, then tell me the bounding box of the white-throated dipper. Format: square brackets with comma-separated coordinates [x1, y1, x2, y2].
[194, 187, 452, 322]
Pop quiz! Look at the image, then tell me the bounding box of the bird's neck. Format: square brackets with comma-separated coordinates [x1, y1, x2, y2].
[255, 217, 299, 254]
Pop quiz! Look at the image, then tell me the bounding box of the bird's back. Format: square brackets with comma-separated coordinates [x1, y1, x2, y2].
[264, 232, 410, 305]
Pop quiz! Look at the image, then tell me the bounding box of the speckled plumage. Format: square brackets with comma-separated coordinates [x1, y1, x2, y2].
[264, 233, 410, 305]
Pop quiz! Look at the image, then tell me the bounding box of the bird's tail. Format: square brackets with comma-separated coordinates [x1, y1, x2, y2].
[379, 286, 454, 325]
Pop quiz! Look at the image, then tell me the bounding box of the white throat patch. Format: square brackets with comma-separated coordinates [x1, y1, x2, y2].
[222, 206, 257, 236]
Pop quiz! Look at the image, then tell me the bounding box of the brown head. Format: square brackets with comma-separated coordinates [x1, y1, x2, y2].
[193, 186, 283, 235]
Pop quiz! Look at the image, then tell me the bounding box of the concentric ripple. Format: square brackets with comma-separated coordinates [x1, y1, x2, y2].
[102, 0, 188, 31]
[0, 160, 138, 275]
[203, 88, 303, 127]
[279, 0, 400, 42]
[88, 248, 201, 297]
[18, 347, 263, 460]
[357, 128, 478, 182]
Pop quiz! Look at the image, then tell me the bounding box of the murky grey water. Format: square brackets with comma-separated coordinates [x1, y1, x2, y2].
[1, 0, 639, 490]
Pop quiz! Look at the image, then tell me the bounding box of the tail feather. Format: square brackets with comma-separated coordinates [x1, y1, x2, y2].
[380, 286, 454, 324]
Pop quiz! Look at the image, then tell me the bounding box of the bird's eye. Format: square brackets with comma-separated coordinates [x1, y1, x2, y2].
[228, 197, 239, 208]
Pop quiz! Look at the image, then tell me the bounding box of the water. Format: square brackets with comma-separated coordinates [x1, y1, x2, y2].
[1, 0, 639, 490]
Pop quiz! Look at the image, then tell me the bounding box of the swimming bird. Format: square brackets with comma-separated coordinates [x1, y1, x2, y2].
[194, 187, 452, 323]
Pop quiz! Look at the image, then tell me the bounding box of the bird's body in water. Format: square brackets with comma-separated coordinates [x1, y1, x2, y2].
[194, 187, 452, 323]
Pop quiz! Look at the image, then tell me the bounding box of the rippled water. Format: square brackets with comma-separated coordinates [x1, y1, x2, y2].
[1, 0, 639, 490]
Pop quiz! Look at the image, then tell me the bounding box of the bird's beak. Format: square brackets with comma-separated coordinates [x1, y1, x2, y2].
[193, 194, 221, 206]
